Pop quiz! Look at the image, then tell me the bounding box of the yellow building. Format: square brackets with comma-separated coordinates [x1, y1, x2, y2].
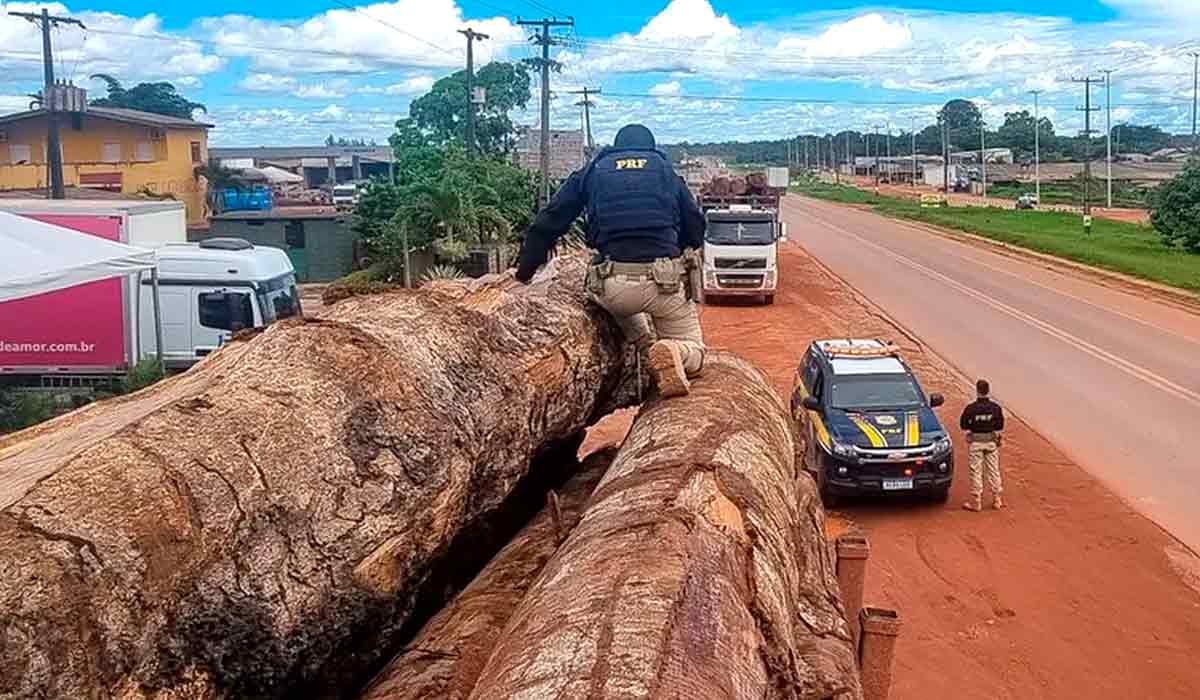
[0, 107, 212, 226]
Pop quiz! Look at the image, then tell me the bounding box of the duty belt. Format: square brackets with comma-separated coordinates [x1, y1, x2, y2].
[967, 431, 997, 443]
[608, 259, 682, 281]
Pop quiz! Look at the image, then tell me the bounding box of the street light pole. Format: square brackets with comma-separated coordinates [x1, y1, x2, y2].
[1030, 90, 1041, 204]
[1103, 69, 1113, 209]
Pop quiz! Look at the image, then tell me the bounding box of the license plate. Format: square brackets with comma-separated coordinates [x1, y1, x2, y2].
[882, 478, 913, 491]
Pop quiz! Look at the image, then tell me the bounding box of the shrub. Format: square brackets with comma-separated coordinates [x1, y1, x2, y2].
[1150, 161, 1200, 253]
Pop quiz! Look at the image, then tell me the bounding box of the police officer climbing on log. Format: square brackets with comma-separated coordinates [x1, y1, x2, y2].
[960, 379, 1006, 512]
[515, 124, 706, 398]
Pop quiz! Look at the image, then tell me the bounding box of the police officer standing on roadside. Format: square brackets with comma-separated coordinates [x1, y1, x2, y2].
[959, 379, 1006, 511]
[515, 124, 706, 397]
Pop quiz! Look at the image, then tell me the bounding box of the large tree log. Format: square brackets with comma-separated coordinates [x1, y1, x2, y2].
[470, 352, 862, 700]
[358, 447, 616, 700]
[0, 258, 635, 699]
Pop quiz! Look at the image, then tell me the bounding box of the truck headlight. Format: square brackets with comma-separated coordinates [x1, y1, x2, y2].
[704, 271, 717, 286]
[831, 440, 856, 459]
[932, 437, 952, 455]
[764, 270, 776, 287]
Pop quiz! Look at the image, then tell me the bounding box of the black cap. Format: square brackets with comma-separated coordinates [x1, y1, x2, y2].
[613, 123, 656, 150]
[976, 379, 990, 396]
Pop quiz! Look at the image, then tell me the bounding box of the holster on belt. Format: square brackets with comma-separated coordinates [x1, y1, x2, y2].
[585, 259, 613, 296]
[651, 257, 682, 294]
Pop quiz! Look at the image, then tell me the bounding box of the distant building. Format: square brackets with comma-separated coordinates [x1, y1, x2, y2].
[209, 146, 394, 188]
[0, 106, 212, 226]
[200, 207, 360, 282]
[512, 127, 585, 181]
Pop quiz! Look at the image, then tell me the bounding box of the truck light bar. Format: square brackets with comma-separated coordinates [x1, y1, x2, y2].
[819, 341, 901, 359]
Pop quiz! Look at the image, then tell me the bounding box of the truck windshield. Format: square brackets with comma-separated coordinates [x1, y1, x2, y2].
[830, 376, 923, 410]
[257, 274, 299, 322]
[706, 221, 774, 245]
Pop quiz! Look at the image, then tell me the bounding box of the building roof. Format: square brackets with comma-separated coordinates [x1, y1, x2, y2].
[212, 206, 344, 221]
[210, 146, 393, 162]
[0, 198, 185, 215]
[0, 106, 212, 129]
[0, 187, 180, 204]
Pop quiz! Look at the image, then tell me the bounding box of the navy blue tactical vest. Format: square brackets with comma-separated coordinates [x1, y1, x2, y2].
[585, 148, 679, 253]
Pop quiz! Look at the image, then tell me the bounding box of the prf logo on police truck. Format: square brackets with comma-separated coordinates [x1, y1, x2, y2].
[615, 158, 648, 170]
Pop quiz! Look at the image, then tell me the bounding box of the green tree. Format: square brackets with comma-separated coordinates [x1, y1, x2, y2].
[994, 110, 1055, 159]
[938, 99, 983, 152]
[402, 62, 531, 154]
[1149, 161, 1200, 253]
[88, 75, 205, 119]
[1113, 125, 1172, 156]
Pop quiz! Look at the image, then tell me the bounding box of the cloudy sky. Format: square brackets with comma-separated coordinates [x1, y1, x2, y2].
[0, 0, 1195, 146]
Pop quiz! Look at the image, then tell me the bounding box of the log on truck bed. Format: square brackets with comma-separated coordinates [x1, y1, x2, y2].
[0, 258, 635, 699]
[470, 352, 862, 700]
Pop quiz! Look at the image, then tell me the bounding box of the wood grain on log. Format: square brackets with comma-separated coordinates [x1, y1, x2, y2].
[359, 448, 615, 700]
[0, 258, 634, 699]
[470, 352, 862, 700]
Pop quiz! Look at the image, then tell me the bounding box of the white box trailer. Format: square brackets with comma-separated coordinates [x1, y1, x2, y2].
[0, 200, 189, 376]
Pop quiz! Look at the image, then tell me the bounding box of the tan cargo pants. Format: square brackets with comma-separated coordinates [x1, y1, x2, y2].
[592, 275, 705, 375]
[967, 440, 1002, 498]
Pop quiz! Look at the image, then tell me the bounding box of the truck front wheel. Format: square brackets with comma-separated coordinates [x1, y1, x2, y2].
[763, 294, 775, 305]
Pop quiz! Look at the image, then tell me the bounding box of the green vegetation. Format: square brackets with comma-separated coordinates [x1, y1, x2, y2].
[1150, 161, 1200, 253]
[666, 99, 1187, 167]
[122, 358, 166, 394]
[987, 176, 1152, 209]
[355, 61, 538, 278]
[0, 390, 58, 434]
[792, 181, 1200, 293]
[89, 74, 205, 119]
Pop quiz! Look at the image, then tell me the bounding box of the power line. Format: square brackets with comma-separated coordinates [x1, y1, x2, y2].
[329, 0, 461, 58]
[1072, 75, 1103, 221]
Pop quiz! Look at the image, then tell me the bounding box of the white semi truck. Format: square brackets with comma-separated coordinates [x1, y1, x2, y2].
[696, 169, 788, 305]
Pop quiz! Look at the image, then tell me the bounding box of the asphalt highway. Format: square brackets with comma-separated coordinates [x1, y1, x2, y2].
[783, 194, 1200, 550]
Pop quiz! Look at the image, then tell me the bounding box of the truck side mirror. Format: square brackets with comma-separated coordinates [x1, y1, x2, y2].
[777, 222, 789, 242]
[929, 393, 945, 408]
[802, 396, 821, 412]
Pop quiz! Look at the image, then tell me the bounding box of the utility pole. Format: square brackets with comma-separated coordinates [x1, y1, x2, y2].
[911, 116, 917, 188]
[941, 116, 950, 194]
[872, 125, 883, 193]
[1073, 75, 1103, 222]
[569, 87, 600, 156]
[1102, 69, 1113, 209]
[846, 131, 852, 179]
[1030, 90, 1042, 204]
[1190, 52, 1199, 156]
[803, 136, 809, 172]
[518, 16, 574, 206]
[832, 136, 839, 184]
[9, 8, 85, 200]
[980, 120, 987, 201]
[458, 28, 489, 156]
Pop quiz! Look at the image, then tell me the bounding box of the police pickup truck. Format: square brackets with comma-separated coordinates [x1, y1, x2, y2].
[790, 339, 954, 506]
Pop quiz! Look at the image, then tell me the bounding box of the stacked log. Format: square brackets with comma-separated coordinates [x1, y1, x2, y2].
[470, 353, 862, 699]
[358, 448, 616, 700]
[700, 173, 783, 200]
[0, 258, 636, 699]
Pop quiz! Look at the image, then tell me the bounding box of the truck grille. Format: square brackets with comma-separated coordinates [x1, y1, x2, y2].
[716, 275, 765, 288]
[713, 257, 767, 269]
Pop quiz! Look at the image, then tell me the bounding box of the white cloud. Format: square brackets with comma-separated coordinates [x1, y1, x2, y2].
[0, 4, 225, 89]
[294, 83, 347, 99]
[649, 81, 683, 97]
[198, 0, 522, 75]
[0, 93, 32, 113]
[384, 76, 436, 95]
[772, 13, 912, 59]
[238, 73, 297, 93]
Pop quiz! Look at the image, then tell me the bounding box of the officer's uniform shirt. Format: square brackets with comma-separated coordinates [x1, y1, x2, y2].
[515, 147, 705, 282]
[959, 397, 1005, 435]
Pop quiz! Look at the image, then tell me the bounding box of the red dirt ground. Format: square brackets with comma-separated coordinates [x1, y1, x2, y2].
[582, 242, 1200, 699]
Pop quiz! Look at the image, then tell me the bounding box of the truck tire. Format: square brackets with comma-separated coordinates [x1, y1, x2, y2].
[928, 485, 951, 504]
[817, 468, 841, 509]
[763, 294, 775, 305]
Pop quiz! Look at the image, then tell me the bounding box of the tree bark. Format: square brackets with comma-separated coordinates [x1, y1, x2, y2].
[0, 257, 636, 699]
[470, 352, 863, 700]
[358, 447, 616, 700]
